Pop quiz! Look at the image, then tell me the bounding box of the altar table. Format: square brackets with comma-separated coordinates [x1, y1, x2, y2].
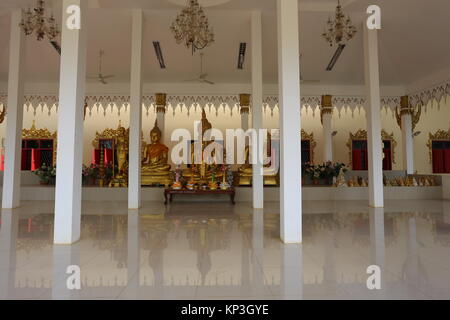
[164, 188, 236, 205]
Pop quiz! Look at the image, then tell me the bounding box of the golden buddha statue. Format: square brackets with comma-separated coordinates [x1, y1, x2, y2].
[183, 109, 223, 184]
[141, 121, 171, 187]
[238, 133, 279, 186]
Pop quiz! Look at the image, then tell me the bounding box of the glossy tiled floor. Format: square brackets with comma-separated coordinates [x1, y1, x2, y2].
[1, 200, 450, 300]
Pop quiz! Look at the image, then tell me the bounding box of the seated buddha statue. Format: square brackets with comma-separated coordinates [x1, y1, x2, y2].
[141, 121, 171, 187]
[183, 109, 223, 184]
[238, 134, 279, 186]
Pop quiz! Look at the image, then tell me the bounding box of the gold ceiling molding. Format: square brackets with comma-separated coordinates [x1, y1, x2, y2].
[346, 129, 397, 167]
[301, 129, 316, 164]
[426, 128, 450, 164]
[409, 79, 450, 110]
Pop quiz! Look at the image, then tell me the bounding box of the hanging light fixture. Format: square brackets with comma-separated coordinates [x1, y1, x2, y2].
[170, 0, 215, 54]
[322, 0, 357, 47]
[19, 0, 59, 41]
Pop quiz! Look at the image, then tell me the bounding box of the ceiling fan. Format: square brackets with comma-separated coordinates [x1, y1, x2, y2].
[300, 54, 320, 84]
[88, 50, 115, 84]
[184, 53, 215, 85]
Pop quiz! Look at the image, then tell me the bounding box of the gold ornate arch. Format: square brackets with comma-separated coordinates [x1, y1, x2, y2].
[346, 129, 397, 167]
[301, 129, 316, 164]
[22, 121, 57, 166]
[426, 128, 450, 164]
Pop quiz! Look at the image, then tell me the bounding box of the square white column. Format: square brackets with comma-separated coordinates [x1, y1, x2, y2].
[128, 9, 144, 209]
[322, 113, 333, 162]
[54, 0, 88, 244]
[401, 113, 414, 174]
[363, 25, 384, 208]
[2, 9, 25, 209]
[277, 0, 302, 243]
[251, 11, 264, 209]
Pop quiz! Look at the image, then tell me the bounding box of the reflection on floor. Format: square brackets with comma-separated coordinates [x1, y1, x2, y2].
[1, 200, 450, 300]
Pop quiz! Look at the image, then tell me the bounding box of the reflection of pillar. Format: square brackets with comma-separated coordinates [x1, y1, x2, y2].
[404, 217, 419, 286]
[239, 94, 250, 131]
[277, 0, 302, 243]
[444, 201, 450, 224]
[0, 209, 19, 299]
[127, 210, 140, 296]
[155, 93, 167, 144]
[363, 24, 384, 208]
[128, 9, 144, 209]
[321, 95, 333, 163]
[2, 9, 25, 209]
[399, 96, 414, 174]
[54, 0, 88, 244]
[281, 245, 303, 298]
[369, 208, 385, 297]
[252, 209, 264, 295]
[251, 11, 264, 210]
[51, 243, 81, 299]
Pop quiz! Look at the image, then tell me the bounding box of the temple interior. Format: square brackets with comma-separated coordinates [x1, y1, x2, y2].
[0, 0, 450, 300]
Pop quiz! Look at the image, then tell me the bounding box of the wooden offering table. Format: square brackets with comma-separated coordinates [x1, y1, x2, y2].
[164, 188, 236, 205]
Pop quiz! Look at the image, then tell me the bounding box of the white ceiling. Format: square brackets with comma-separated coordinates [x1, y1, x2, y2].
[1, 0, 450, 87]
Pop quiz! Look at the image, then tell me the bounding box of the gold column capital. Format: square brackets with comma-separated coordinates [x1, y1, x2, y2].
[320, 94, 333, 124]
[155, 93, 167, 113]
[239, 93, 251, 114]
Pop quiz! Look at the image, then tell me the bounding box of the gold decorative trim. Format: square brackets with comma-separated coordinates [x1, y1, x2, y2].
[320, 95, 333, 124]
[0, 105, 6, 124]
[301, 129, 316, 164]
[346, 129, 397, 168]
[92, 121, 129, 149]
[239, 93, 250, 107]
[427, 128, 450, 164]
[240, 107, 249, 114]
[22, 120, 57, 166]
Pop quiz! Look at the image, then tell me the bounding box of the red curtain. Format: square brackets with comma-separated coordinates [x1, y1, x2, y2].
[31, 149, 41, 171]
[92, 149, 101, 165]
[0, 154, 4, 171]
[383, 149, 392, 170]
[445, 149, 450, 173]
[432, 149, 444, 173]
[352, 150, 362, 170]
[21, 150, 29, 170]
[104, 149, 113, 165]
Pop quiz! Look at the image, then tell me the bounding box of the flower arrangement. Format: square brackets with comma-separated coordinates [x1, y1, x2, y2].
[33, 163, 56, 185]
[302, 162, 347, 184]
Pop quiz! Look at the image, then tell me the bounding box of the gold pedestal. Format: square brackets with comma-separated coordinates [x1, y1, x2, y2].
[109, 174, 128, 187]
[238, 174, 279, 186]
[141, 172, 172, 187]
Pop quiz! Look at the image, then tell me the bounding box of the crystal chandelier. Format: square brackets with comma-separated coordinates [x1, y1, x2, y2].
[322, 0, 357, 46]
[170, 0, 214, 54]
[19, 0, 59, 41]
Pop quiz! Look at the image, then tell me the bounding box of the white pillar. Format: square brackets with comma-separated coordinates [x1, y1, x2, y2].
[53, 0, 88, 244]
[277, 0, 302, 243]
[363, 24, 384, 208]
[128, 9, 143, 209]
[251, 11, 264, 209]
[2, 10, 25, 209]
[321, 95, 333, 163]
[400, 96, 414, 174]
[155, 93, 166, 144]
